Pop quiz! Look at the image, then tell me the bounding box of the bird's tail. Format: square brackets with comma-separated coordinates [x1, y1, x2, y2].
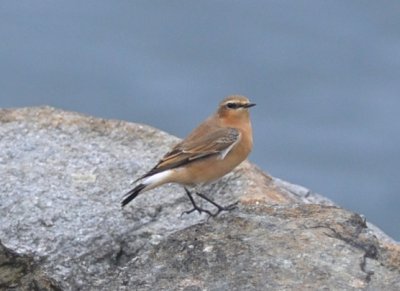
[121, 183, 146, 207]
[121, 170, 173, 207]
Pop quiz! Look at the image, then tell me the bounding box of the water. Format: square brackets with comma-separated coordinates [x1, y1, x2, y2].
[1, 1, 399, 240]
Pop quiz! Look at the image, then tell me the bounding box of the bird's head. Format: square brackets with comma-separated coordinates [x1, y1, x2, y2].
[217, 95, 256, 121]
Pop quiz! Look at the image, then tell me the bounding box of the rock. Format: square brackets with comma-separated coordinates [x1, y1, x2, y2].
[0, 106, 399, 290]
[0, 241, 61, 290]
[114, 205, 400, 290]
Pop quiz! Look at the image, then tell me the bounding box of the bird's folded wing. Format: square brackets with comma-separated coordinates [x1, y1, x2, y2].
[140, 127, 240, 179]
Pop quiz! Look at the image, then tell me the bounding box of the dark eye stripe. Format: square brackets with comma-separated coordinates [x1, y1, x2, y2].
[226, 102, 241, 109]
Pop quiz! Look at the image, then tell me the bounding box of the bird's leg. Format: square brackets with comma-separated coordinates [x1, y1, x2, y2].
[195, 192, 239, 217]
[181, 187, 213, 217]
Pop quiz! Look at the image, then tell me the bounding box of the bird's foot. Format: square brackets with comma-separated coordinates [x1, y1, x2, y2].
[182, 187, 238, 218]
[195, 192, 239, 217]
[181, 187, 214, 217]
[181, 205, 213, 217]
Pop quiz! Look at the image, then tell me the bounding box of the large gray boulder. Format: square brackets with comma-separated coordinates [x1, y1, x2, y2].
[1, 107, 399, 290]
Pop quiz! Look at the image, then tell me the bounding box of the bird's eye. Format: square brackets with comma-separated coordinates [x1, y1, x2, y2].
[226, 102, 240, 109]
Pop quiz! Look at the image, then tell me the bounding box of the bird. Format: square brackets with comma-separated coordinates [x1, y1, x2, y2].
[121, 95, 255, 216]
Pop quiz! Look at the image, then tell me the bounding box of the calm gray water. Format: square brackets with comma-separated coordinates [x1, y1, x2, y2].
[1, 1, 399, 240]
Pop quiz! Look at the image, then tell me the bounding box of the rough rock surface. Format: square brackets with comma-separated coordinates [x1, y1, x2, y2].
[1, 107, 399, 290]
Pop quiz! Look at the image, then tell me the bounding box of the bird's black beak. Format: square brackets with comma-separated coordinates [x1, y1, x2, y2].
[244, 103, 256, 108]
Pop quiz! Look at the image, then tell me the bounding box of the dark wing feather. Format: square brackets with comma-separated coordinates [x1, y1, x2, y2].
[139, 127, 240, 180]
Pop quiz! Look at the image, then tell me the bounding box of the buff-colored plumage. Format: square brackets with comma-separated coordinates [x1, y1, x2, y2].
[122, 95, 255, 214]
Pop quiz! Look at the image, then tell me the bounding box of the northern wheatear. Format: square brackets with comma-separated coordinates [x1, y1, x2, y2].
[121, 95, 255, 216]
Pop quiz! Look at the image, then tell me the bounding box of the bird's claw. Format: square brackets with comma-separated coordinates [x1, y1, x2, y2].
[181, 206, 213, 217]
[210, 200, 239, 217]
[182, 187, 238, 218]
[181, 200, 239, 218]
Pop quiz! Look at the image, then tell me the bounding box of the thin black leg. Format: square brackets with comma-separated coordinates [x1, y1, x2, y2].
[181, 187, 213, 217]
[195, 192, 238, 216]
[181, 187, 238, 217]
